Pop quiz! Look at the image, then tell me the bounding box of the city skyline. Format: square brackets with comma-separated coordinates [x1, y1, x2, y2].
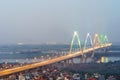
[0, 0, 120, 44]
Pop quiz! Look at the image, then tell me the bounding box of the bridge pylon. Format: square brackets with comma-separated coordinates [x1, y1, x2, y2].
[83, 54, 86, 63]
[69, 31, 82, 54]
[69, 58, 74, 64]
[80, 57, 83, 63]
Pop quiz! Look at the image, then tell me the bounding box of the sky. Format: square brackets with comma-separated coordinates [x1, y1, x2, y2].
[0, 0, 120, 44]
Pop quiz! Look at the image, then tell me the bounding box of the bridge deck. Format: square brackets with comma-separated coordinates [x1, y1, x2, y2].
[0, 43, 112, 77]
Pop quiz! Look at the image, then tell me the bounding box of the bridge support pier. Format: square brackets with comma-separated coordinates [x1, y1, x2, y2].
[80, 56, 83, 63]
[63, 60, 68, 66]
[90, 54, 95, 63]
[80, 55, 87, 63]
[91, 57, 95, 63]
[84, 54, 87, 63]
[69, 58, 74, 64]
[104, 47, 106, 53]
[84, 57, 87, 63]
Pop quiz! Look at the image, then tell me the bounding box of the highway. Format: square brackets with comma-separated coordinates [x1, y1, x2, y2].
[0, 43, 112, 77]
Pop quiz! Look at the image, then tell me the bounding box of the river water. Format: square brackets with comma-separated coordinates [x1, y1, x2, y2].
[0, 45, 120, 63]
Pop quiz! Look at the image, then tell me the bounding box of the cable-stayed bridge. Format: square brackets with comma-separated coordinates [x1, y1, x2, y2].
[0, 31, 112, 77]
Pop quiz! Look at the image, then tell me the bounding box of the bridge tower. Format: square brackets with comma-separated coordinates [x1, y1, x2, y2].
[69, 31, 82, 54]
[82, 33, 93, 63]
[69, 31, 82, 64]
[103, 35, 109, 53]
[91, 33, 101, 62]
[99, 34, 109, 53]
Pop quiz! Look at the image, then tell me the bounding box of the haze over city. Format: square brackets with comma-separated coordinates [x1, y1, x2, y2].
[0, 0, 120, 44]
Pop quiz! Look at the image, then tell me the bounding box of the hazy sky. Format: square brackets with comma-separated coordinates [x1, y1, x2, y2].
[0, 0, 120, 44]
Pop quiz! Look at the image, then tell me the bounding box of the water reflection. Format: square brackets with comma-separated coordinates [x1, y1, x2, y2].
[73, 56, 120, 64]
[99, 56, 120, 63]
[97, 56, 109, 63]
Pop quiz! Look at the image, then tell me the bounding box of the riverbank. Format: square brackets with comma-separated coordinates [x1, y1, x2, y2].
[63, 61, 120, 75]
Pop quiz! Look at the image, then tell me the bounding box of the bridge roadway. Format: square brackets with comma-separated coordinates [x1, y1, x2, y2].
[0, 43, 112, 77]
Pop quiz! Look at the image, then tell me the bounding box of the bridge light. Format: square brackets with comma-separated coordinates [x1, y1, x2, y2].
[74, 31, 78, 35]
[87, 33, 90, 36]
[104, 35, 107, 38]
[95, 33, 98, 37]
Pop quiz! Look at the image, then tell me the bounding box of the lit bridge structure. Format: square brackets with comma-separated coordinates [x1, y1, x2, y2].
[0, 31, 112, 77]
